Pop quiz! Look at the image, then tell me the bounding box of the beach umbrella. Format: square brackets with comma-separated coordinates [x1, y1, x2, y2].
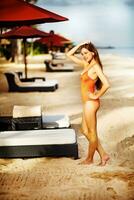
[37, 30, 72, 48]
[0, 0, 68, 28]
[0, 26, 49, 78]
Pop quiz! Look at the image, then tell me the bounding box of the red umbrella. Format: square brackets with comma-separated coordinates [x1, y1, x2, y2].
[0, 26, 49, 78]
[1, 26, 49, 39]
[0, 0, 68, 28]
[37, 30, 71, 48]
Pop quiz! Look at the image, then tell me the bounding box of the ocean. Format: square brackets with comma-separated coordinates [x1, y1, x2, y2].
[98, 47, 134, 57]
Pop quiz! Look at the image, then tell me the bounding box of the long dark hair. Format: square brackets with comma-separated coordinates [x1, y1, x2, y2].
[80, 42, 103, 90]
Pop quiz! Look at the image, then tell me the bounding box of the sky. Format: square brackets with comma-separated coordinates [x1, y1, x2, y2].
[36, 0, 134, 47]
[38, 0, 134, 6]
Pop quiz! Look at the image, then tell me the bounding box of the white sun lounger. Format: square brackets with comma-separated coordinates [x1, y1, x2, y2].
[5, 72, 58, 92]
[0, 129, 78, 159]
[45, 61, 74, 72]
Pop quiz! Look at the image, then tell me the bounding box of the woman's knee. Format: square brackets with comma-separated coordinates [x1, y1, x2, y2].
[88, 131, 98, 143]
[82, 129, 89, 137]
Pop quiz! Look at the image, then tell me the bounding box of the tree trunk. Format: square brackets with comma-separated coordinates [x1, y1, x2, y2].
[11, 39, 21, 63]
[11, 39, 17, 62]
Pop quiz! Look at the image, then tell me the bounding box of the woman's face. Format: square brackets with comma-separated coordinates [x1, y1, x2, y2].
[81, 47, 94, 62]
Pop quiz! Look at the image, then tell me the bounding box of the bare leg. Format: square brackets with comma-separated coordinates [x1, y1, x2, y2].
[80, 101, 110, 165]
[97, 140, 110, 166]
[88, 113, 110, 166]
[79, 101, 98, 164]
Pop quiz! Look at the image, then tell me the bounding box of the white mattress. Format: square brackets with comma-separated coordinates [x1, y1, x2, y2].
[13, 105, 41, 118]
[50, 65, 74, 70]
[0, 129, 76, 146]
[42, 114, 70, 128]
[17, 80, 58, 87]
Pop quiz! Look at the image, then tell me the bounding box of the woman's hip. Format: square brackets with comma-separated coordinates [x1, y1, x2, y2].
[83, 99, 100, 111]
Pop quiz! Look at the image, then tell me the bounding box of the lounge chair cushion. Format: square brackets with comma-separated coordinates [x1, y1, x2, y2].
[13, 105, 42, 118]
[45, 61, 74, 72]
[0, 129, 79, 158]
[5, 72, 58, 92]
[12, 105, 42, 130]
[42, 114, 70, 129]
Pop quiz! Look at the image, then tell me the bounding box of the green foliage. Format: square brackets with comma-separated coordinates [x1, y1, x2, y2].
[33, 46, 43, 55]
[23, 41, 48, 55]
[33, 42, 49, 54]
[0, 46, 11, 60]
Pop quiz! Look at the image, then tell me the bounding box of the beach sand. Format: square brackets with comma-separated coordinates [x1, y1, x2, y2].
[0, 54, 134, 200]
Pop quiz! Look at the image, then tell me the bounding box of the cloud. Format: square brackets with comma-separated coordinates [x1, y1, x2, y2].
[39, 0, 98, 6]
[124, 0, 134, 6]
[39, 0, 134, 6]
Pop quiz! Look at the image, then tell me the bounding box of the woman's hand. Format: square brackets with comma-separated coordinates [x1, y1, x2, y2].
[66, 41, 90, 67]
[79, 41, 90, 46]
[88, 92, 99, 100]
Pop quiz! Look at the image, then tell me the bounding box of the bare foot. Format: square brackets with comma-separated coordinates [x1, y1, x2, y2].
[78, 159, 93, 165]
[98, 155, 110, 166]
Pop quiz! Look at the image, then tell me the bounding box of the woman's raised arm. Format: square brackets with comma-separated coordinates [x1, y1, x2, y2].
[66, 42, 89, 67]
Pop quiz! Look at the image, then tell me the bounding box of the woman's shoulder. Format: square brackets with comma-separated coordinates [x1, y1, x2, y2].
[92, 61, 100, 68]
[87, 61, 98, 71]
[93, 63, 102, 71]
[92, 63, 100, 73]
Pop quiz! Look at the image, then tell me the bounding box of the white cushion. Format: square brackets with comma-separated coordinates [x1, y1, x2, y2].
[12, 72, 58, 87]
[42, 114, 70, 128]
[13, 105, 41, 118]
[0, 129, 76, 146]
[50, 64, 74, 70]
[17, 79, 58, 87]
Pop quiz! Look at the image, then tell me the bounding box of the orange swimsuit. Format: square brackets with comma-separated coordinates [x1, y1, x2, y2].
[80, 70, 100, 103]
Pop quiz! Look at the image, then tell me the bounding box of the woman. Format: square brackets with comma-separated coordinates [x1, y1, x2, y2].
[66, 41, 110, 166]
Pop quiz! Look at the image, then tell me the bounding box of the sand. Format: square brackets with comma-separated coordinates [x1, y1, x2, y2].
[0, 53, 134, 200]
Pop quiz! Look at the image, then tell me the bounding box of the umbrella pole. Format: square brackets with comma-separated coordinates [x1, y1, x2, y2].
[0, 28, 3, 34]
[23, 38, 27, 79]
[0, 29, 2, 57]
